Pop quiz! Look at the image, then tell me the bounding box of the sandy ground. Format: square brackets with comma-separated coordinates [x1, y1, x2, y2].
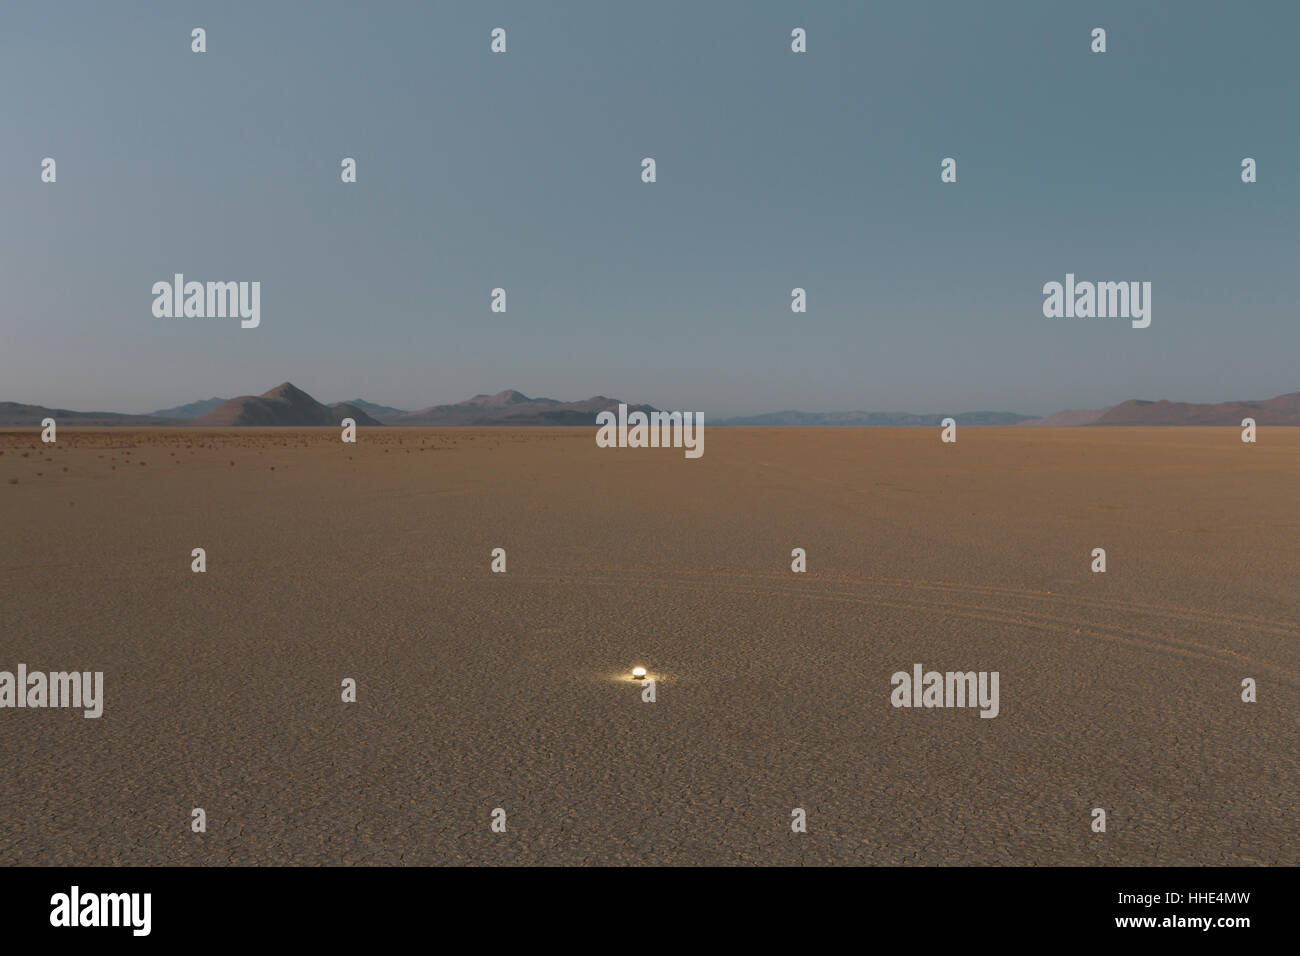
[0, 426, 1296, 866]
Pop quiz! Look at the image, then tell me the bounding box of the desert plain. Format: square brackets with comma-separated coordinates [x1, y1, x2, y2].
[0, 426, 1296, 865]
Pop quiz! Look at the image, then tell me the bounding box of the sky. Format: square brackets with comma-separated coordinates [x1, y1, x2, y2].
[1, 0, 1297, 418]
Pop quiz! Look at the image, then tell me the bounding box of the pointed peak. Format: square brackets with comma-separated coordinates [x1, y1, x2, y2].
[260, 382, 312, 402]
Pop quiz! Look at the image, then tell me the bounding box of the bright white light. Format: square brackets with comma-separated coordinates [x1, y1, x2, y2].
[632, 667, 647, 679]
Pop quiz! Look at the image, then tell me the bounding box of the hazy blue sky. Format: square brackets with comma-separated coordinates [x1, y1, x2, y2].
[2, 1, 1296, 417]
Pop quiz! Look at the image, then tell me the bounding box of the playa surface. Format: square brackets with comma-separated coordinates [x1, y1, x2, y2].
[1, 426, 1296, 865]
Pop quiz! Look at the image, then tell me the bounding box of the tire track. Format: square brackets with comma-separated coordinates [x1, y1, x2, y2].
[503, 568, 1300, 686]
[601, 564, 1300, 638]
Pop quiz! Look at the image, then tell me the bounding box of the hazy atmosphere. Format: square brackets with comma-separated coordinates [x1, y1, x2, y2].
[3, 0, 1297, 417]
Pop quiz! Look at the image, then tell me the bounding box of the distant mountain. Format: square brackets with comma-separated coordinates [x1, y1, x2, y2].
[388, 390, 657, 426]
[330, 398, 409, 421]
[1016, 407, 1111, 427]
[194, 383, 383, 427]
[1090, 391, 1300, 426]
[457, 389, 544, 409]
[331, 402, 385, 426]
[715, 410, 1037, 426]
[0, 402, 180, 427]
[151, 397, 226, 419]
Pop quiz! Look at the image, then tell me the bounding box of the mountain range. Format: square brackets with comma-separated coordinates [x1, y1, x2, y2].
[2, 385, 1298, 427]
[370, 389, 659, 426]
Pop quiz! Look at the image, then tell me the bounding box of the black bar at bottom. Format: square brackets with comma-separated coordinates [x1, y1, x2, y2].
[0, 865, 1281, 943]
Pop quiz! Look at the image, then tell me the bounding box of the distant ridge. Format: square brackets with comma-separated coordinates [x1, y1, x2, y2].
[1016, 407, 1111, 427]
[715, 410, 1036, 427]
[458, 389, 540, 408]
[1090, 391, 1300, 426]
[0, 402, 181, 427]
[386, 390, 657, 426]
[151, 397, 226, 419]
[330, 398, 409, 420]
[332, 402, 383, 426]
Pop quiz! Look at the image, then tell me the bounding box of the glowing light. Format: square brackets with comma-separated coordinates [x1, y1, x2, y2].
[632, 667, 647, 680]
